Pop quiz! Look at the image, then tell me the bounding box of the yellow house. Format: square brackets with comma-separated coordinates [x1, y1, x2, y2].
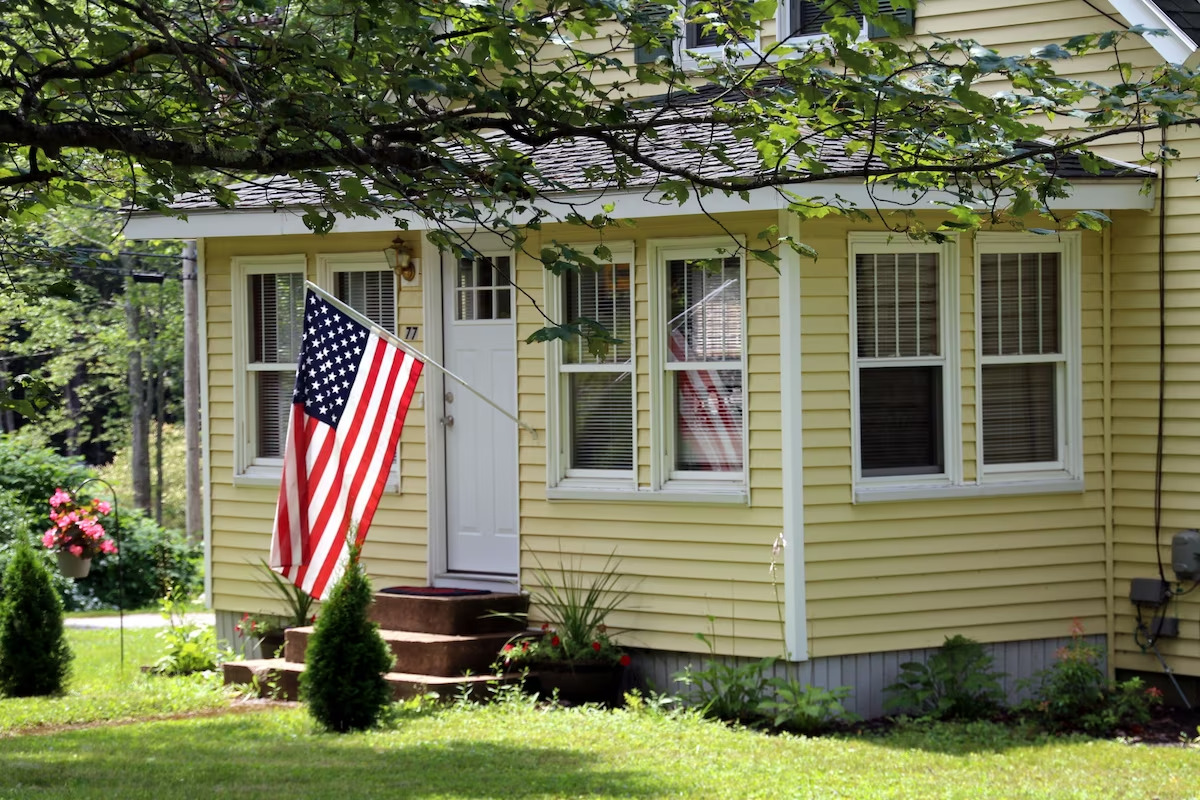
[126, 0, 1200, 715]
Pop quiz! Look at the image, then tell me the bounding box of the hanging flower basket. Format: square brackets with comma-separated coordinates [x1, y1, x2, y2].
[56, 551, 92, 579]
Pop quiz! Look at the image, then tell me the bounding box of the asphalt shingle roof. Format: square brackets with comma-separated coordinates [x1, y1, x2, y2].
[1148, 0, 1200, 46]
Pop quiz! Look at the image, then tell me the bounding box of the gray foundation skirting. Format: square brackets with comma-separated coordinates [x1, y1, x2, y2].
[628, 635, 1106, 720]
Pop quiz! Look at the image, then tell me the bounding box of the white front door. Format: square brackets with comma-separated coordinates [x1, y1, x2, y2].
[442, 252, 519, 576]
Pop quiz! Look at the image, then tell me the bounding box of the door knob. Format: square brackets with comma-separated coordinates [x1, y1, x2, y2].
[442, 415, 455, 428]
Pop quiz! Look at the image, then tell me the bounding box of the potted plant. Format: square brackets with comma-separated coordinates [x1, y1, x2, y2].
[499, 550, 633, 705]
[40, 488, 117, 578]
[238, 559, 317, 657]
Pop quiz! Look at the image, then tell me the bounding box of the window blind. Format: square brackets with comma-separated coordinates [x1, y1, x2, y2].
[667, 257, 742, 363]
[256, 369, 296, 459]
[789, 0, 914, 37]
[979, 252, 1062, 466]
[250, 273, 304, 363]
[855, 251, 943, 476]
[563, 263, 633, 472]
[336, 270, 396, 333]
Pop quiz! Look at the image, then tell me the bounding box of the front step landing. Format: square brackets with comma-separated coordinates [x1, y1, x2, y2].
[283, 625, 515, 676]
[224, 658, 517, 702]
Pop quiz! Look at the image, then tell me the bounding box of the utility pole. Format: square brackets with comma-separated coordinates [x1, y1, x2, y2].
[124, 260, 151, 511]
[183, 242, 202, 545]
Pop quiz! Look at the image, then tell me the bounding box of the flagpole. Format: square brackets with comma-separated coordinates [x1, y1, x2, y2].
[305, 281, 536, 439]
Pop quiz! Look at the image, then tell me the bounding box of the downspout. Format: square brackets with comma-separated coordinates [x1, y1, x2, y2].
[1102, 220, 1115, 678]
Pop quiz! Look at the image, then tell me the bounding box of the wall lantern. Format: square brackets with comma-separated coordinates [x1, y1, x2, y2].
[385, 236, 417, 283]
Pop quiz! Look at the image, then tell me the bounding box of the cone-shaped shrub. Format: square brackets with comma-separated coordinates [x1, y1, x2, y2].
[300, 545, 393, 732]
[0, 539, 72, 696]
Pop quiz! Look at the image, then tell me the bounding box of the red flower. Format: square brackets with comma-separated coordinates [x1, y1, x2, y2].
[541, 622, 551, 631]
[592, 641, 602, 652]
[521, 641, 529, 651]
[619, 654, 631, 666]
[503, 643, 514, 652]
[550, 636, 560, 647]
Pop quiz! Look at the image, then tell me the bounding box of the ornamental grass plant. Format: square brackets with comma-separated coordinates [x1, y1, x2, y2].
[500, 549, 633, 669]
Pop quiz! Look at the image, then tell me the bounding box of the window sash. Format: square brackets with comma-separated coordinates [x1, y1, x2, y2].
[853, 249, 946, 480]
[979, 249, 1066, 470]
[335, 269, 396, 333]
[565, 371, 635, 473]
[247, 271, 304, 465]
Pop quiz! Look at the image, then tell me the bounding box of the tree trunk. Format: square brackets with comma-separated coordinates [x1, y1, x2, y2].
[183, 242, 202, 545]
[124, 270, 151, 511]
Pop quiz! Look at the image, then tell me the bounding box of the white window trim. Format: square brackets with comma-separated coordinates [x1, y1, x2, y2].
[676, 2, 763, 70]
[231, 254, 307, 485]
[973, 232, 1083, 485]
[544, 242, 638, 493]
[317, 252, 404, 492]
[775, 1, 905, 47]
[648, 236, 748, 493]
[848, 233, 962, 494]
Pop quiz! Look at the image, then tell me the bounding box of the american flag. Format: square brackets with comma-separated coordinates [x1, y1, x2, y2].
[270, 289, 423, 600]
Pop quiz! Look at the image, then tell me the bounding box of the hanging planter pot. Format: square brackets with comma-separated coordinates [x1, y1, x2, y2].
[57, 551, 92, 579]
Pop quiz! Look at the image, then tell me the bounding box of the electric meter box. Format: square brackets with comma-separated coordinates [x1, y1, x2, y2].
[1172, 529, 1200, 581]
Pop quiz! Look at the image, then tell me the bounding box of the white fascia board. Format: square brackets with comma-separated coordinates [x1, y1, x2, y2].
[123, 179, 1153, 240]
[1107, 0, 1197, 63]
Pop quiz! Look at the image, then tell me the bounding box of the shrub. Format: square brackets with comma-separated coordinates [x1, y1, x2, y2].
[301, 545, 394, 732]
[0, 539, 72, 696]
[1019, 621, 1163, 735]
[81, 509, 200, 609]
[0, 432, 91, 517]
[760, 680, 857, 734]
[884, 635, 1006, 721]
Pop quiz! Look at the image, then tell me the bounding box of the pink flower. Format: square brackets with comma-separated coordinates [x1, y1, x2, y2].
[1069, 618, 1085, 637]
[99, 540, 117, 554]
[95, 501, 111, 515]
[68, 545, 84, 557]
[42, 531, 56, 548]
[49, 488, 71, 507]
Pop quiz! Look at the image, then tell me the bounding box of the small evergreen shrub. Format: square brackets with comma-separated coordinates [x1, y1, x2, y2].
[0, 539, 73, 696]
[301, 546, 394, 732]
[884, 635, 1006, 721]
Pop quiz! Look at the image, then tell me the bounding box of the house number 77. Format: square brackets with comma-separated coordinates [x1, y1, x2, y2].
[404, 326, 419, 341]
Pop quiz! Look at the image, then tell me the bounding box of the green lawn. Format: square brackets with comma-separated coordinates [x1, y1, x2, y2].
[2, 630, 1199, 799]
[0, 628, 233, 735]
[1, 703, 1199, 799]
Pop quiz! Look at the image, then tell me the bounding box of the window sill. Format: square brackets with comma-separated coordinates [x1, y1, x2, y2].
[234, 468, 400, 493]
[854, 478, 1084, 504]
[546, 482, 748, 505]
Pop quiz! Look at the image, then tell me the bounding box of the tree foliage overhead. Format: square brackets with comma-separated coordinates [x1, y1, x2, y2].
[4, 0, 1198, 246]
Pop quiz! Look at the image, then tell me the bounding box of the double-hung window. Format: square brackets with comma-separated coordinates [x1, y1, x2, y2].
[547, 245, 636, 489]
[976, 234, 1081, 481]
[235, 257, 306, 476]
[850, 234, 958, 488]
[782, 0, 914, 40]
[653, 240, 746, 488]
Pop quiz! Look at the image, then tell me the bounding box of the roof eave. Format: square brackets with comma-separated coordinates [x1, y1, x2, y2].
[1107, 0, 1198, 63]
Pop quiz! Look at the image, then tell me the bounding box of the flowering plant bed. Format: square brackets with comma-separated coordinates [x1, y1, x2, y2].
[41, 488, 117, 559]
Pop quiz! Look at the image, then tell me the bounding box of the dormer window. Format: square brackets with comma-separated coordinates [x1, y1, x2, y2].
[788, 0, 914, 40]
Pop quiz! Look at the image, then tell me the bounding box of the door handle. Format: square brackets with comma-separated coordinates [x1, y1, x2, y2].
[442, 415, 455, 428]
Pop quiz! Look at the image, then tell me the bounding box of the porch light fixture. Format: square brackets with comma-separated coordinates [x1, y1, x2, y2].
[385, 236, 417, 282]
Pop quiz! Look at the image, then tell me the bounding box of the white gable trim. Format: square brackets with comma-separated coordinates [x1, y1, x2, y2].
[123, 180, 1153, 240]
[1108, 0, 1197, 63]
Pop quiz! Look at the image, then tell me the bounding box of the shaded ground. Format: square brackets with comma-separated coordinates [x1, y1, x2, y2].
[1125, 703, 1200, 745]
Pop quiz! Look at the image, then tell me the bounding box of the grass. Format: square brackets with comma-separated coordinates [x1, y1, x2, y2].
[0, 628, 233, 735]
[2, 632, 1199, 798]
[1, 702, 1199, 799]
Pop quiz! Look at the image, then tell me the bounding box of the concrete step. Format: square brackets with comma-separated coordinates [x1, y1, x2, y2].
[222, 658, 520, 702]
[283, 625, 517, 676]
[367, 591, 528, 636]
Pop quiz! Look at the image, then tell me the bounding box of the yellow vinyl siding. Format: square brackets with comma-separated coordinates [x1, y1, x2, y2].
[800, 215, 1107, 659]
[517, 212, 785, 658]
[204, 233, 429, 618]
